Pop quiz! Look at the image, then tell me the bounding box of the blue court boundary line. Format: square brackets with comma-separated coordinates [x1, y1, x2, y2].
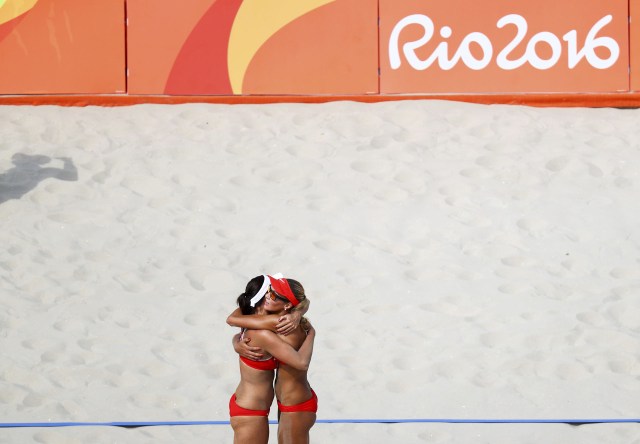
[0, 419, 638, 428]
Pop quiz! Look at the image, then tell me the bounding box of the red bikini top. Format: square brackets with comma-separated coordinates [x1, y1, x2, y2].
[240, 355, 278, 371]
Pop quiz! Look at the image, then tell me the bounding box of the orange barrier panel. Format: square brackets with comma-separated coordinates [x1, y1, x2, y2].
[127, 0, 378, 95]
[0, 0, 125, 94]
[632, 0, 640, 91]
[127, 0, 213, 95]
[3, 92, 640, 108]
[380, 0, 629, 94]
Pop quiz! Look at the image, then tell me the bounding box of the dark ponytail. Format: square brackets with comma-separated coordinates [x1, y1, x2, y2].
[237, 275, 266, 315]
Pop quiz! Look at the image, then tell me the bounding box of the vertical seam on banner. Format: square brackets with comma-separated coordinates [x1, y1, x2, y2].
[124, 0, 129, 94]
[629, 0, 633, 90]
[377, 0, 381, 93]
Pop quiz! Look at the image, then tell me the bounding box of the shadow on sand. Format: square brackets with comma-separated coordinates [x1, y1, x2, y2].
[0, 153, 78, 204]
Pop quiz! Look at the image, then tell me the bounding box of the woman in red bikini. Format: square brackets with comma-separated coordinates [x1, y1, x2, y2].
[229, 276, 317, 444]
[227, 275, 315, 444]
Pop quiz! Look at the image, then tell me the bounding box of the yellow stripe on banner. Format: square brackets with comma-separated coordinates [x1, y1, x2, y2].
[227, 0, 335, 94]
[0, 0, 39, 25]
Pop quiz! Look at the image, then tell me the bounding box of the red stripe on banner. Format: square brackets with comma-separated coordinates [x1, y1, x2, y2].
[164, 0, 243, 95]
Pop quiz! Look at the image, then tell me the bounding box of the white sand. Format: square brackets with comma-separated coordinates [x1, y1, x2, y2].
[0, 100, 638, 443]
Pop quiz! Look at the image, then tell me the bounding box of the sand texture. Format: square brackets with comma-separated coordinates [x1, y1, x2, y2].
[0, 101, 639, 443]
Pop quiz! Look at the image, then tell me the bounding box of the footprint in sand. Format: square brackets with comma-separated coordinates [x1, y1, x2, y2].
[40, 349, 65, 363]
[0, 385, 25, 406]
[113, 271, 153, 293]
[22, 392, 46, 408]
[471, 370, 502, 388]
[343, 367, 376, 383]
[228, 175, 261, 188]
[339, 274, 373, 288]
[350, 159, 389, 176]
[151, 344, 191, 365]
[106, 371, 140, 388]
[484, 140, 518, 154]
[77, 338, 104, 352]
[98, 306, 145, 329]
[55, 400, 85, 418]
[459, 167, 493, 179]
[322, 331, 357, 352]
[500, 255, 536, 268]
[392, 170, 427, 193]
[53, 319, 88, 334]
[614, 177, 633, 188]
[369, 134, 394, 150]
[554, 362, 592, 381]
[475, 154, 513, 169]
[186, 268, 235, 292]
[184, 312, 211, 327]
[450, 209, 491, 227]
[585, 162, 604, 177]
[417, 430, 452, 443]
[608, 359, 636, 374]
[201, 364, 225, 379]
[576, 311, 607, 327]
[138, 362, 174, 378]
[129, 392, 158, 409]
[313, 237, 351, 253]
[545, 156, 570, 172]
[607, 301, 640, 330]
[498, 283, 530, 295]
[610, 267, 640, 279]
[49, 369, 82, 390]
[373, 187, 409, 202]
[479, 332, 505, 348]
[34, 431, 78, 444]
[516, 217, 549, 236]
[405, 269, 447, 282]
[385, 379, 412, 393]
[390, 356, 417, 372]
[120, 176, 171, 198]
[305, 195, 342, 212]
[285, 143, 335, 159]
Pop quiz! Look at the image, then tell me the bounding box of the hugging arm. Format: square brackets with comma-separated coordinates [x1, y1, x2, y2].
[227, 308, 281, 331]
[252, 323, 316, 371]
[276, 300, 310, 335]
[227, 307, 306, 335]
[232, 333, 264, 360]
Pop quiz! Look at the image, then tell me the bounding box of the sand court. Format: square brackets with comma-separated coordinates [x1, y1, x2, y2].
[0, 101, 639, 443]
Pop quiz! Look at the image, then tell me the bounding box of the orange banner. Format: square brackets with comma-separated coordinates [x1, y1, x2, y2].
[0, 0, 125, 94]
[1, 0, 638, 98]
[127, 0, 378, 95]
[380, 0, 629, 94]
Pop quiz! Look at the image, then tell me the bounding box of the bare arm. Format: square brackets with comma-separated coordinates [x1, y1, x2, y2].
[251, 324, 316, 371]
[226, 307, 280, 332]
[231, 333, 264, 360]
[275, 300, 310, 335]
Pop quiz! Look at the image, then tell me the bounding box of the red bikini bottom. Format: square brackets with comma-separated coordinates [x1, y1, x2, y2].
[277, 389, 318, 413]
[229, 394, 269, 417]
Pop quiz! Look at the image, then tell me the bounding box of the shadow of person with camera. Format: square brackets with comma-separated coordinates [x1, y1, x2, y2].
[0, 153, 78, 204]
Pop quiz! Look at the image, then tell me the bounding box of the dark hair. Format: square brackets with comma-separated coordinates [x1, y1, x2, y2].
[237, 275, 266, 315]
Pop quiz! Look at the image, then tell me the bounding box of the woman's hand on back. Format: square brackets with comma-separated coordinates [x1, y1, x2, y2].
[276, 310, 302, 335]
[233, 334, 265, 360]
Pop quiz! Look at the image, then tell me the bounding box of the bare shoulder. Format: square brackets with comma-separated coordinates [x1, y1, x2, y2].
[247, 329, 278, 344]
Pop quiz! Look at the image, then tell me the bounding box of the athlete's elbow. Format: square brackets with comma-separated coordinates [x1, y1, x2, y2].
[226, 316, 236, 326]
[290, 360, 309, 371]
